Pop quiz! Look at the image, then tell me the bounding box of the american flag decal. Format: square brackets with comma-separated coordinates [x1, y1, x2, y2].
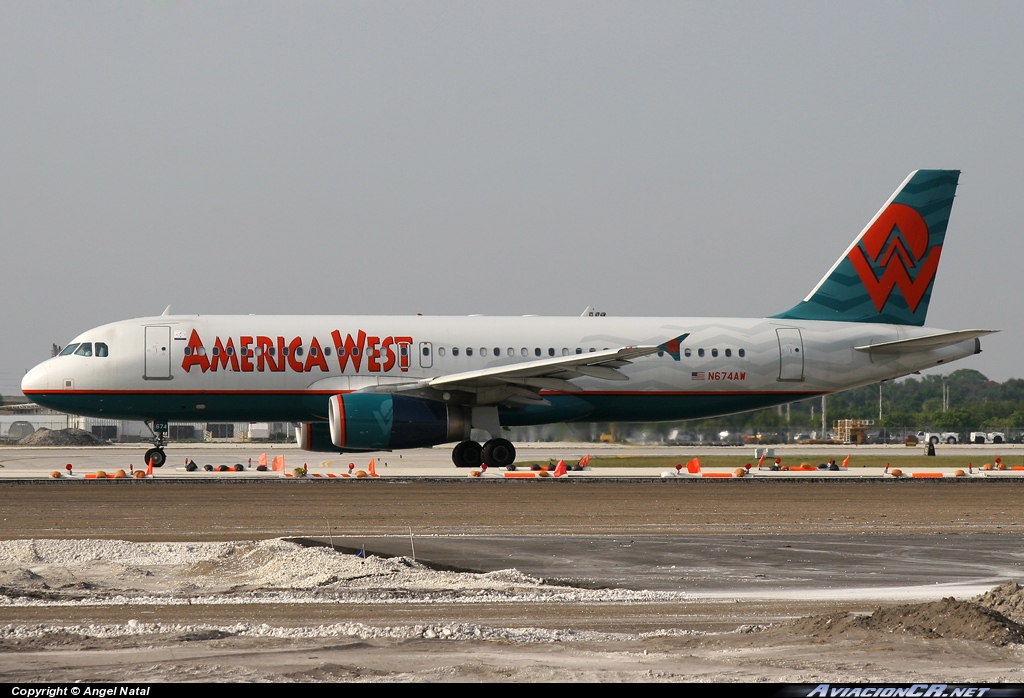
[691, 372, 705, 381]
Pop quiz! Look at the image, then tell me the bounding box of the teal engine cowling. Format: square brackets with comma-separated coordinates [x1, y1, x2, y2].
[327, 394, 469, 451]
[296, 422, 335, 452]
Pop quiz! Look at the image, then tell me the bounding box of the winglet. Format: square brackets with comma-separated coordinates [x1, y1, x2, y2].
[658, 333, 689, 361]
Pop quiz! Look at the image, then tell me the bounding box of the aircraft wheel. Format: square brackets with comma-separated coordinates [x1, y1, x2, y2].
[452, 440, 483, 468]
[482, 438, 516, 469]
[144, 448, 166, 468]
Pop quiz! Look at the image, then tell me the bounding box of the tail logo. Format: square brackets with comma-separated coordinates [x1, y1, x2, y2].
[847, 203, 941, 313]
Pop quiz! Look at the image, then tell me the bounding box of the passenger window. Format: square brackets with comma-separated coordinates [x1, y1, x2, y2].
[422, 346, 430, 356]
[711, 348, 718, 357]
[548, 348, 555, 357]
[739, 348, 746, 358]
[96, 343, 109, 357]
[684, 348, 691, 358]
[310, 346, 318, 357]
[74, 343, 93, 357]
[576, 348, 582, 354]
[453, 347, 460, 356]
[438, 347, 446, 357]
[480, 347, 488, 357]
[698, 348, 705, 358]
[521, 348, 528, 357]
[562, 348, 569, 356]
[507, 348, 514, 357]
[535, 348, 541, 357]
[226, 346, 235, 356]
[268, 347, 276, 356]
[59, 344, 80, 356]
[725, 348, 732, 357]
[295, 347, 304, 357]
[324, 347, 332, 356]
[466, 347, 473, 356]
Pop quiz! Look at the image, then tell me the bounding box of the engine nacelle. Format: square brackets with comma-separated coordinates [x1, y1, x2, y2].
[328, 393, 469, 450]
[295, 422, 336, 452]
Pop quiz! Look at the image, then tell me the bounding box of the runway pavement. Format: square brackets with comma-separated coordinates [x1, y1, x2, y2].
[2, 442, 1023, 479]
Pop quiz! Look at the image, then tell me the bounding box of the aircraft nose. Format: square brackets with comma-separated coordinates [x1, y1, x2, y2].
[21, 362, 50, 396]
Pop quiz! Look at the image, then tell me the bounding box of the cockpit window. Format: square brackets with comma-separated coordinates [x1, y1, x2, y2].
[96, 342, 109, 357]
[59, 344, 80, 356]
[74, 343, 93, 357]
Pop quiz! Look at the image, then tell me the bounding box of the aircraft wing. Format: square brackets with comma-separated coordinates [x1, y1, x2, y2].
[374, 333, 688, 405]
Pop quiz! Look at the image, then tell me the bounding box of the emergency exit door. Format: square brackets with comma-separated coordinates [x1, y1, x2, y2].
[144, 326, 172, 380]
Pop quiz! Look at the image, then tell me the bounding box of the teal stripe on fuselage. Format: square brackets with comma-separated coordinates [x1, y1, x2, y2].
[29, 390, 821, 427]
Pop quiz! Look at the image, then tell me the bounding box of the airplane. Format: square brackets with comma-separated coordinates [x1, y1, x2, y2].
[21, 169, 995, 469]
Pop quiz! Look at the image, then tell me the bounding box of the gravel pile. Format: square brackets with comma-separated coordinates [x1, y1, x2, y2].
[17, 428, 107, 446]
[0, 538, 691, 605]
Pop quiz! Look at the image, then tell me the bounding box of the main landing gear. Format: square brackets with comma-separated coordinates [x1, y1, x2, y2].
[452, 438, 516, 469]
[143, 419, 169, 468]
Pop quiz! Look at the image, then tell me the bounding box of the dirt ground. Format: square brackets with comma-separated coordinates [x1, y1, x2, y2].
[0, 479, 1022, 682]
[3, 478, 1022, 538]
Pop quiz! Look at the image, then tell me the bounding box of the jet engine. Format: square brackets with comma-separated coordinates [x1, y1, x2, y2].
[327, 393, 470, 450]
[295, 421, 336, 452]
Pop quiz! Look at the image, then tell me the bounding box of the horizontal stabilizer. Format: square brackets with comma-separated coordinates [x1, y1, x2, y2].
[854, 329, 997, 354]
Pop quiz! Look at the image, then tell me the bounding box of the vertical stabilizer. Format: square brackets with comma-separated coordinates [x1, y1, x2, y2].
[773, 170, 960, 326]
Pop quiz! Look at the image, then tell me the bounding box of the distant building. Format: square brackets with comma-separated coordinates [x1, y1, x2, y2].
[0, 403, 292, 444]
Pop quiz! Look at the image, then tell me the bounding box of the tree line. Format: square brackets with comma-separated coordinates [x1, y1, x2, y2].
[688, 369, 1024, 436]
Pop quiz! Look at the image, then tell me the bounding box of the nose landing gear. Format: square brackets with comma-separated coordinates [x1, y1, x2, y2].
[144, 447, 167, 468]
[143, 419, 169, 468]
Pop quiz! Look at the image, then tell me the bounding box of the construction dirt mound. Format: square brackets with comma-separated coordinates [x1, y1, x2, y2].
[787, 595, 1024, 646]
[17, 428, 108, 447]
[974, 581, 1024, 624]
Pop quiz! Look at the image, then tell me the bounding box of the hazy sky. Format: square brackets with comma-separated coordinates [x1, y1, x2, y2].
[2, 1, 1022, 396]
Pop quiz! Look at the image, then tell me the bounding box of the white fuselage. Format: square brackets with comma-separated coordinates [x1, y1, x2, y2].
[21, 314, 979, 426]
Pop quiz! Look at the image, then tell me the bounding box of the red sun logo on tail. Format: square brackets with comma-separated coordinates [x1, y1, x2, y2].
[847, 203, 941, 313]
